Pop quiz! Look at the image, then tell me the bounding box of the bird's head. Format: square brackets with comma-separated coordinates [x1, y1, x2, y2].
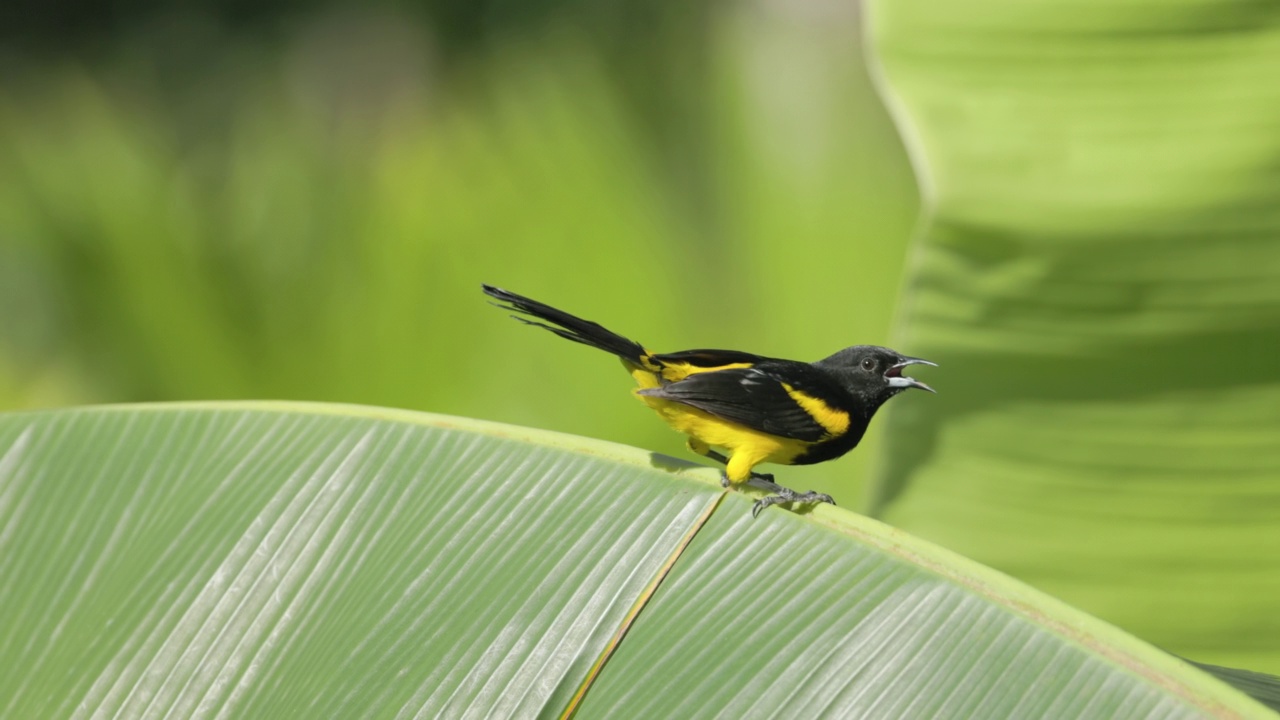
[816, 345, 936, 412]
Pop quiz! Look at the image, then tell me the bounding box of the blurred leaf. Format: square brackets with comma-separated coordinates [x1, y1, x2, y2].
[0, 403, 1269, 717]
[868, 0, 1280, 672]
[0, 18, 917, 503]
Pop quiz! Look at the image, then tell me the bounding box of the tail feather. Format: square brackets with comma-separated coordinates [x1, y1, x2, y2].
[483, 284, 648, 363]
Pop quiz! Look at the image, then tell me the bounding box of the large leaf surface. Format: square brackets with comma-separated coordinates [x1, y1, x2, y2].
[0, 403, 1270, 717]
[580, 505, 1265, 719]
[867, 0, 1280, 672]
[0, 404, 719, 718]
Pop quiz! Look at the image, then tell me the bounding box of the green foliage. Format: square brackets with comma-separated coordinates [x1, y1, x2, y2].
[869, 0, 1280, 673]
[4, 0, 1277, 697]
[0, 403, 1270, 717]
[1190, 662, 1280, 714]
[0, 11, 917, 504]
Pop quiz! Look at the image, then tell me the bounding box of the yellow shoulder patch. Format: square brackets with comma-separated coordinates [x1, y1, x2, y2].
[781, 383, 851, 437]
[629, 354, 753, 388]
[659, 361, 753, 383]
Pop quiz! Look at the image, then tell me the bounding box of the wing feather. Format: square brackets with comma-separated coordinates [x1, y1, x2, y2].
[638, 363, 850, 442]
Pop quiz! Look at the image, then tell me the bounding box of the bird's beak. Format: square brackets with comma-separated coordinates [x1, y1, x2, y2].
[885, 357, 937, 393]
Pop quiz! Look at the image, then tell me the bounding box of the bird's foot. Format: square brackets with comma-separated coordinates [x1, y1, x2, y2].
[751, 488, 836, 519]
[725, 471, 831, 516]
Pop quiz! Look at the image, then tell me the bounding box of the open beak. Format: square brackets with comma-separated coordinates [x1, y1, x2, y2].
[885, 357, 937, 393]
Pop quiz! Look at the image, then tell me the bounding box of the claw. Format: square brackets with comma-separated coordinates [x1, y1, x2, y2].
[751, 490, 836, 518]
[751, 496, 781, 518]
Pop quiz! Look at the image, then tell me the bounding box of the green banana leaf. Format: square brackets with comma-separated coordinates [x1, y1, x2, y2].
[1191, 662, 1280, 714]
[0, 403, 1271, 717]
[866, 0, 1280, 673]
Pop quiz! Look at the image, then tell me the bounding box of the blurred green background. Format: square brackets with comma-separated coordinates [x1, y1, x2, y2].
[0, 0, 917, 504]
[5, 0, 1279, 680]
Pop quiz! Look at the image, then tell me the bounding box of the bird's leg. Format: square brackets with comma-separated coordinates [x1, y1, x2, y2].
[687, 439, 774, 487]
[718, 468, 781, 489]
[745, 475, 835, 518]
[711, 448, 832, 516]
[723, 465, 777, 485]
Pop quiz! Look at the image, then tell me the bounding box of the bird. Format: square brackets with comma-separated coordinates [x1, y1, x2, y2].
[482, 284, 935, 516]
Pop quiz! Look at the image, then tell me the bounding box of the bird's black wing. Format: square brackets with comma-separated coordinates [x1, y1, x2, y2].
[637, 363, 852, 442]
[651, 348, 770, 369]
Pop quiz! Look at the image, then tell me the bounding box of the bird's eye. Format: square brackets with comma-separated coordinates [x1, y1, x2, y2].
[861, 358, 876, 371]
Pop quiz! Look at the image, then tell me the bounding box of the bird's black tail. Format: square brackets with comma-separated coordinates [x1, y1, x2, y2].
[483, 285, 649, 364]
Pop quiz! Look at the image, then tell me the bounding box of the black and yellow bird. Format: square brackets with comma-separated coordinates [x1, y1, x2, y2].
[483, 285, 935, 516]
